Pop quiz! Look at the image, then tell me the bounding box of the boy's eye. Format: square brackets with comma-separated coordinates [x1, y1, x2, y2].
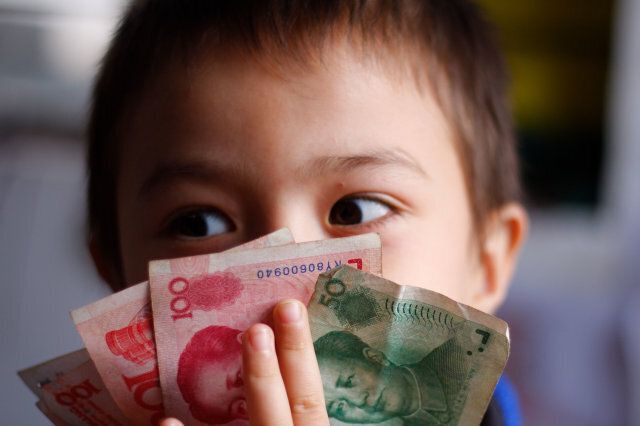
[329, 196, 392, 226]
[168, 209, 233, 238]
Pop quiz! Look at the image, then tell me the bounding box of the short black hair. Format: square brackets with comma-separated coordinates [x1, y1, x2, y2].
[314, 330, 370, 361]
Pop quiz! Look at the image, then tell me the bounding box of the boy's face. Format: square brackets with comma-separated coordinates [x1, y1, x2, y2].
[115, 47, 492, 309]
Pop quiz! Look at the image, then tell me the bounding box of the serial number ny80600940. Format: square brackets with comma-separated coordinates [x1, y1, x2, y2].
[255, 258, 362, 279]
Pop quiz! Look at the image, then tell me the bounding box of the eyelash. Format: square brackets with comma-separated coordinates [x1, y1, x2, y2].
[162, 206, 233, 240]
[162, 194, 401, 239]
[328, 194, 400, 230]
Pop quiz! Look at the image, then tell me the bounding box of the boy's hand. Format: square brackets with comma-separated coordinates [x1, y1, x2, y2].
[160, 300, 329, 426]
[243, 300, 329, 425]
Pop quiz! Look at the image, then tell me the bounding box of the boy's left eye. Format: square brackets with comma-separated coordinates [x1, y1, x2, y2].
[329, 196, 393, 226]
[167, 209, 234, 239]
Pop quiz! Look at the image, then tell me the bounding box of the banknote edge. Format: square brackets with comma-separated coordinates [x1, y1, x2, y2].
[70, 281, 148, 325]
[149, 233, 381, 274]
[329, 265, 508, 335]
[17, 348, 90, 399]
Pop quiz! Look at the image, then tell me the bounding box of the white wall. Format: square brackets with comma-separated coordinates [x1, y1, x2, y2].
[0, 1, 117, 135]
[608, 0, 640, 423]
[0, 136, 112, 425]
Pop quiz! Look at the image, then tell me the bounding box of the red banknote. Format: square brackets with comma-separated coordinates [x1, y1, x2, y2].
[71, 229, 294, 424]
[18, 349, 128, 425]
[149, 233, 382, 425]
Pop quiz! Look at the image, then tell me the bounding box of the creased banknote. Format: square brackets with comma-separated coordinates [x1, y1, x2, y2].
[35, 400, 68, 426]
[71, 228, 294, 425]
[149, 233, 382, 425]
[18, 349, 128, 425]
[308, 266, 510, 426]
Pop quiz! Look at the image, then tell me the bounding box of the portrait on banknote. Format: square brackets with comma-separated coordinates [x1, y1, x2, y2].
[309, 266, 509, 426]
[315, 330, 468, 425]
[177, 325, 247, 424]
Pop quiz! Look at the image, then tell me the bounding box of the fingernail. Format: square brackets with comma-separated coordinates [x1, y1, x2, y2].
[160, 419, 184, 426]
[278, 300, 302, 323]
[249, 325, 272, 352]
[160, 418, 184, 426]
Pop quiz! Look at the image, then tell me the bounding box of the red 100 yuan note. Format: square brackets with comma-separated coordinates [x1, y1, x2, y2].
[35, 400, 68, 426]
[18, 349, 128, 425]
[149, 234, 382, 425]
[71, 229, 294, 425]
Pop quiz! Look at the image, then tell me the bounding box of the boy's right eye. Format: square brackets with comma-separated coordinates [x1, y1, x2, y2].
[167, 209, 234, 239]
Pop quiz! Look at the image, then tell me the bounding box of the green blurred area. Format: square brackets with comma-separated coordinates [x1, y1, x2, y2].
[478, 0, 615, 207]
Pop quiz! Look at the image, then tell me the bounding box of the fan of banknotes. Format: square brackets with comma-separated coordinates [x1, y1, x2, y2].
[18, 229, 510, 426]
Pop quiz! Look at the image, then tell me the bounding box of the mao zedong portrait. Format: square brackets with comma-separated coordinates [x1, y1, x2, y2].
[314, 330, 467, 425]
[177, 325, 248, 424]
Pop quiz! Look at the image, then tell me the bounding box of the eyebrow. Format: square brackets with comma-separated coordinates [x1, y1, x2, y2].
[138, 159, 232, 198]
[302, 149, 428, 179]
[138, 148, 427, 198]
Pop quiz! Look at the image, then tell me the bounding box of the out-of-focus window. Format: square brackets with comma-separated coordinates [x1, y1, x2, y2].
[480, 0, 615, 208]
[0, 0, 124, 136]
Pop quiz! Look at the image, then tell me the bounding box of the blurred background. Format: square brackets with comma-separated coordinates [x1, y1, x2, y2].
[0, 0, 638, 424]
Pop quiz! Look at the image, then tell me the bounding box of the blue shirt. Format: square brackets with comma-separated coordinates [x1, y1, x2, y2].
[482, 375, 522, 426]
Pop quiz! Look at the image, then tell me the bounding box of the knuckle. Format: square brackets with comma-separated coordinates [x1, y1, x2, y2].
[290, 393, 326, 415]
[249, 368, 280, 380]
[278, 336, 307, 352]
[246, 360, 280, 380]
[276, 328, 308, 351]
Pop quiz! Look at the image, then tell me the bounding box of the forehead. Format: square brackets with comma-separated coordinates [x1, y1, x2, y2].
[118, 46, 456, 188]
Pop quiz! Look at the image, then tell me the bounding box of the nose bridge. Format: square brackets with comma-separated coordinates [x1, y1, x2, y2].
[247, 189, 328, 243]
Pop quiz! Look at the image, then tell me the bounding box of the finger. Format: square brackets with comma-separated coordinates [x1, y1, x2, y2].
[273, 300, 329, 425]
[242, 323, 293, 426]
[158, 418, 183, 426]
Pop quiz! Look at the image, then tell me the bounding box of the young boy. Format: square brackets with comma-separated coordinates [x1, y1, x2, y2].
[87, 0, 527, 424]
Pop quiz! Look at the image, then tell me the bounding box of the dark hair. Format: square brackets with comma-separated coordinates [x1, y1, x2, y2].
[88, 0, 520, 289]
[314, 330, 370, 361]
[177, 326, 242, 424]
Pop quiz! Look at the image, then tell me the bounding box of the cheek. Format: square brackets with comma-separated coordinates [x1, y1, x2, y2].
[379, 208, 477, 303]
[118, 229, 151, 285]
[115, 192, 151, 284]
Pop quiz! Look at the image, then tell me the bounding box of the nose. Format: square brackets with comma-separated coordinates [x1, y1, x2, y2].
[339, 389, 369, 409]
[247, 193, 329, 243]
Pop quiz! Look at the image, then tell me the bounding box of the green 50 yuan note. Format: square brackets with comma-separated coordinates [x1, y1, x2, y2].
[308, 266, 510, 426]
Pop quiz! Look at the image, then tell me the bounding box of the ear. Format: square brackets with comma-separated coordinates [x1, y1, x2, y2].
[89, 235, 118, 287]
[362, 347, 391, 367]
[472, 203, 528, 313]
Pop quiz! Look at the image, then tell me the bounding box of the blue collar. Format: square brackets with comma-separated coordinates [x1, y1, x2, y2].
[491, 375, 522, 426]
